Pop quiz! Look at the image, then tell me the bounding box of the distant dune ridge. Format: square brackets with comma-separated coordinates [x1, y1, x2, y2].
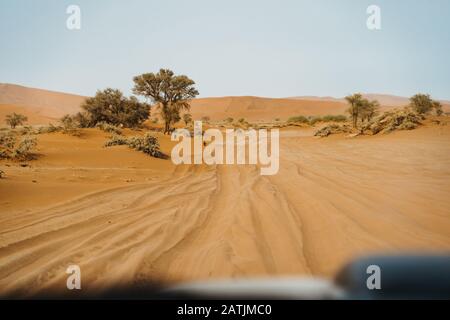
[0, 83, 449, 125]
[0, 84, 87, 124]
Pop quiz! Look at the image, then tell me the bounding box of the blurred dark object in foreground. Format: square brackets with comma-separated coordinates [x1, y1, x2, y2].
[2, 254, 449, 300]
[335, 254, 450, 299]
[163, 254, 450, 300]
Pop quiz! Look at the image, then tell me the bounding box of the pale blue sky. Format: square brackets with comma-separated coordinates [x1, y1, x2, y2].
[1, 0, 449, 99]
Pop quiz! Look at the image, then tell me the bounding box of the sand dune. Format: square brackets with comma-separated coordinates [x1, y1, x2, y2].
[0, 84, 86, 124]
[188, 96, 348, 122]
[1, 84, 449, 126]
[1, 125, 449, 296]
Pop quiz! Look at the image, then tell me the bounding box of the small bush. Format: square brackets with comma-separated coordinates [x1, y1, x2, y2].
[38, 124, 62, 134]
[314, 124, 352, 137]
[287, 115, 309, 124]
[183, 114, 193, 126]
[127, 133, 163, 158]
[0, 131, 37, 160]
[0, 131, 16, 159]
[5, 113, 28, 129]
[308, 117, 322, 125]
[104, 134, 128, 147]
[322, 115, 347, 122]
[0, 169, 4, 179]
[12, 136, 37, 160]
[20, 126, 37, 135]
[364, 109, 422, 134]
[96, 121, 122, 134]
[60, 115, 82, 136]
[104, 133, 164, 159]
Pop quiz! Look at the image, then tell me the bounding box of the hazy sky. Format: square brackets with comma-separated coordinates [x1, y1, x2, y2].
[1, 0, 449, 99]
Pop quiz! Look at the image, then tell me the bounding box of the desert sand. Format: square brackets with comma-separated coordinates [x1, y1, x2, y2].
[1, 120, 450, 296]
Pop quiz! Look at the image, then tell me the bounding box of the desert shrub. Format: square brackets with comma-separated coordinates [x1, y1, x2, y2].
[96, 121, 122, 134]
[0, 169, 4, 179]
[12, 136, 37, 160]
[287, 115, 309, 124]
[104, 134, 128, 147]
[225, 117, 234, 123]
[0, 131, 16, 149]
[5, 113, 28, 129]
[308, 117, 322, 125]
[60, 114, 82, 136]
[201, 116, 211, 123]
[127, 133, 163, 158]
[409, 94, 434, 114]
[322, 115, 347, 122]
[183, 113, 193, 126]
[314, 124, 352, 137]
[0, 132, 37, 160]
[20, 126, 36, 135]
[233, 118, 250, 129]
[73, 111, 93, 128]
[364, 109, 422, 134]
[38, 123, 62, 134]
[104, 133, 164, 159]
[0, 131, 16, 159]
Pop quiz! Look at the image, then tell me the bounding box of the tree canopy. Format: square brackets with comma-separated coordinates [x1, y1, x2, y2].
[81, 88, 150, 127]
[409, 94, 442, 115]
[5, 113, 28, 129]
[345, 94, 380, 128]
[133, 69, 199, 134]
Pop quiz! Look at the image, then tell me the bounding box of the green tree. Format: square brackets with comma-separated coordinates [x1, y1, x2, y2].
[133, 69, 199, 134]
[409, 94, 435, 114]
[5, 113, 28, 129]
[81, 88, 150, 127]
[360, 99, 380, 123]
[345, 93, 364, 128]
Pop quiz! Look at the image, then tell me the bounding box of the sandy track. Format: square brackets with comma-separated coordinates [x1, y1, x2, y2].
[1, 128, 450, 296]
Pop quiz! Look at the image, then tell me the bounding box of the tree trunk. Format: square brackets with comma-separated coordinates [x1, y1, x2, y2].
[164, 121, 170, 135]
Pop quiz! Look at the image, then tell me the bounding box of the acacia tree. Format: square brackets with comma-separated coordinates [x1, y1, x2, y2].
[409, 93, 445, 116]
[5, 113, 28, 129]
[132, 69, 199, 134]
[409, 94, 434, 114]
[345, 94, 380, 128]
[345, 93, 364, 128]
[360, 99, 380, 123]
